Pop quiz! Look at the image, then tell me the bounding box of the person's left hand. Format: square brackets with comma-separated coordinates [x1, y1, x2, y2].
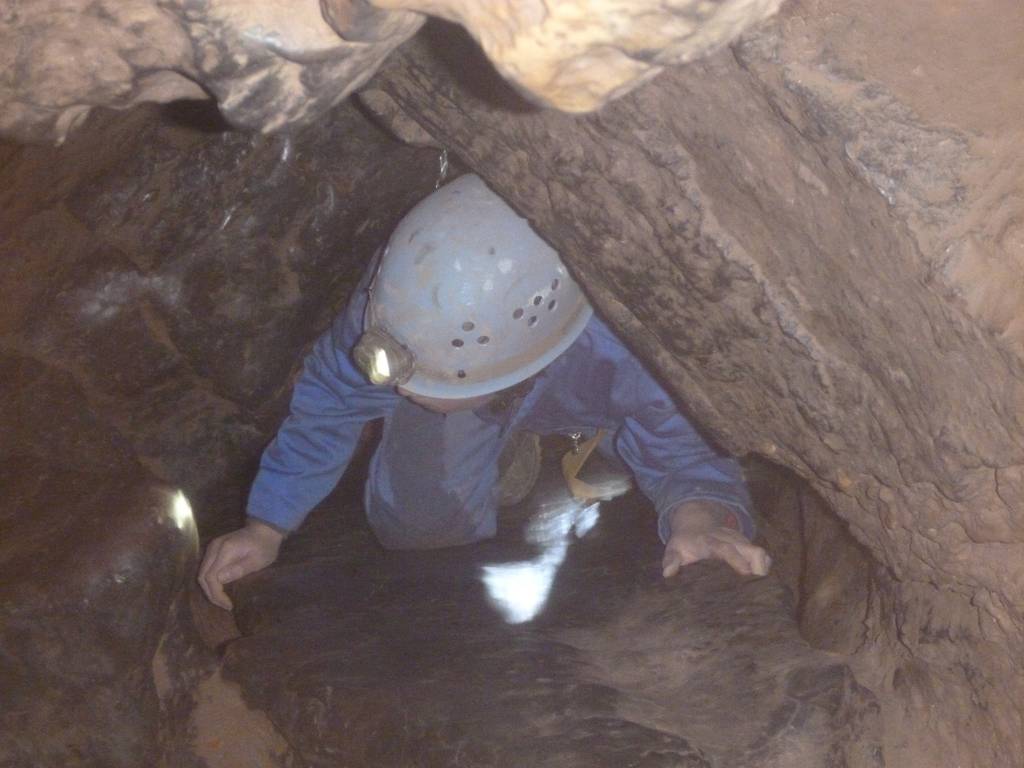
[662, 500, 771, 578]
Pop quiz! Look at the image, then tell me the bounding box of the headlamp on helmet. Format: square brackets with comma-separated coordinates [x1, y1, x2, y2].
[353, 328, 415, 387]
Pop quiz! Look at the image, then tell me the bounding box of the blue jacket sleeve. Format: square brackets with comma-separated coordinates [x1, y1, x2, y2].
[612, 372, 754, 544]
[246, 282, 398, 532]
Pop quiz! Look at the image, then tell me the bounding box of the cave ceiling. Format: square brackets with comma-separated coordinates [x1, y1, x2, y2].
[1, 0, 782, 143]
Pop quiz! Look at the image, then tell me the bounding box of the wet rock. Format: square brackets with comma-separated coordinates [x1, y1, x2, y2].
[0, 101, 440, 530]
[222, 470, 880, 767]
[0, 352, 137, 474]
[0, 94, 449, 765]
[0, 457, 198, 767]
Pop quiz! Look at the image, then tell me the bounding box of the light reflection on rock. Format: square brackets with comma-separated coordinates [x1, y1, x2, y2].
[170, 490, 196, 534]
[483, 449, 634, 624]
[482, 499, 601, 625]
[481, 539, 569, 624]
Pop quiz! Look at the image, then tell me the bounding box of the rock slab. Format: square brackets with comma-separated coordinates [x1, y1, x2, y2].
[0, 458, 197, 767]
[223, 468, 881, 767]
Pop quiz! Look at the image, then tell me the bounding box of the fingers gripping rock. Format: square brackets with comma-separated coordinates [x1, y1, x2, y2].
[198, 521, 284, 610]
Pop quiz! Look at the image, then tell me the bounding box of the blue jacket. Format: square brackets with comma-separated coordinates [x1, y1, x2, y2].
[247, 279, 754, 543]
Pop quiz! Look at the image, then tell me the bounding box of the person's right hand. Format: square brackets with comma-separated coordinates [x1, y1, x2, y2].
[198, 519, 285, 610]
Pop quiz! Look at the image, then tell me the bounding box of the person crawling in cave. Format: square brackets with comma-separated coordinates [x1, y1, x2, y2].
[199, 174, 770, 610]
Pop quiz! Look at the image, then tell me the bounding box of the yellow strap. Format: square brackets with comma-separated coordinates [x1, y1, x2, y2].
[561, 429, 607, 502]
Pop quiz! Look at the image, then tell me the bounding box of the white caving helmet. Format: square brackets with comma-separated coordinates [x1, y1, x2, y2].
[353, 174, 592, 399]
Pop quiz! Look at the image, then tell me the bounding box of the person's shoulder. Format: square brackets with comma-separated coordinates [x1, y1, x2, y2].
[579, 314, 673, 403]
[575, 313, 632, 361]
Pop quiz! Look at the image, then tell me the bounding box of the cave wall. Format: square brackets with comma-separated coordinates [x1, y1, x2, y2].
[0, 101, 440, 531]
[1, 461, 199, 767]
[0, 99, 446, 764]
[360, 5, 1024, 765]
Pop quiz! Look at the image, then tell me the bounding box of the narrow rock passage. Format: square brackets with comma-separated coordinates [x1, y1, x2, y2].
[219, 454, 882, 767]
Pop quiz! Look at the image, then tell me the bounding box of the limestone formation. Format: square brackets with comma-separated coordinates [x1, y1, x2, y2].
[0, 0, 780, 143]
[0, 0, 423, 143]
[365, 0, 784, 111]
[360, 4, 1024, 765]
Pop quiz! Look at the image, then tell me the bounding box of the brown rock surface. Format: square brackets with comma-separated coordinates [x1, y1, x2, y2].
[747, 461, 874, 656]
[361, 4, 1024, 765]
[0, 0, 780, 142]
[0, 102, 439, 763]
[0, 458, 197, 767]
[0, 100, 440, 529]
[222, 464, 881, 767]
[0, 0, 423, 143]
[368, 0, 783, 112]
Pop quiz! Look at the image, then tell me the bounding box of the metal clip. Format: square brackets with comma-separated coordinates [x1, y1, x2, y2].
[562, 429, 608, 502]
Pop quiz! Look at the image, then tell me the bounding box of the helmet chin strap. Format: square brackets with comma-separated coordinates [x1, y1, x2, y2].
[481, 376, 535, 416]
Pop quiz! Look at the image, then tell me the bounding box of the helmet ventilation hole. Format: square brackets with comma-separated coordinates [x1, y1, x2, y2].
[457, 369, 467, 378]
[451, 339, 464, 347]
[477, 336, 490, 345]
[528, 316, 538, 327]
[512, 308, 524, 319]
[551, 278, 560, 290]
[532, 295, 543, 306]
[462, 321, 475, 331]
[548, 300, 557, 311]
